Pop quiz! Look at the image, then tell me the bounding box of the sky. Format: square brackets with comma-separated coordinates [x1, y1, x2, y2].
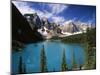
[12, 1, 96, 25]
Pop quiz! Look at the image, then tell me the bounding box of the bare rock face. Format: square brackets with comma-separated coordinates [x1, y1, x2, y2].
[61, 20, 92, 34]
[61, 21, 79, 33]
[24, 13, 42, 29]
[12, 3, 43, 43]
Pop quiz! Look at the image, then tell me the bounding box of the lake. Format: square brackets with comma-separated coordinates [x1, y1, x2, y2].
[12, 40, 86, 74]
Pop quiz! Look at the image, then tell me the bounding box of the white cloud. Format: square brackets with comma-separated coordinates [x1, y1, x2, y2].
[12, 1, 68, 24]
[48, 4, 68, 14]
[38, 10, 53, 19]
[12, 1, 36, 15]
[12, 1, 52, 18]
[62, 18, 78, 25]
[52, 16, 65, 24]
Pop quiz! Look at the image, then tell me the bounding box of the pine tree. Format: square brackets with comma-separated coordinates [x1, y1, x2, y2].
[61, 48, 68, 71]
[40, 45, 48, 72]
[23, 63, 26, 73]
[71, 49, 78, 70]
[18, 56, 26, 74]
[18, 56, 23, 74]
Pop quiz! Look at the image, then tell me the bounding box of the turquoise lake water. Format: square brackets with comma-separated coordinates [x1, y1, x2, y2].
[12, 40, 86, 74]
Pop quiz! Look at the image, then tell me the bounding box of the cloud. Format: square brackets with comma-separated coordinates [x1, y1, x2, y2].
[13, 1, 52, 18]
[48, 4, 68, 14]
[12, 1, 68, 24]
[39, 10, 53, 18]
[12, 1, 36, 15]
[52, 16, 65, 24]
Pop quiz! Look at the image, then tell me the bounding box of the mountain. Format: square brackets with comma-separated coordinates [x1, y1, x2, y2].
[24, 14, 53, 30]
[41, 17, 51, 29]
[60, 20, 92, 34]
[74, 21, 90, 32]
[24, 13, 42, 29]
[22, 12, 93, 39]
[12, 3, 43, 43]
[61, 20, 79, 33]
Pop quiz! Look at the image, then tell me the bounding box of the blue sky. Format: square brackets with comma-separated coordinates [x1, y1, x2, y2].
[13, 1, 96, 25]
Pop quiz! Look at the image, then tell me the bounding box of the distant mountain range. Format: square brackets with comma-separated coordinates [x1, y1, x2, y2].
[60, 20, 92, 33]
[23, 13, 94, 39]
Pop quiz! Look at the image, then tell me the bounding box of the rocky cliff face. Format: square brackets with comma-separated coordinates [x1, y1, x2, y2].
[12, 3, 43, 43]
[61, 21, 91, 33]
[41, 17, 51, 29]
[24, 13, 42, 29]
[61, 21, 79, 33]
